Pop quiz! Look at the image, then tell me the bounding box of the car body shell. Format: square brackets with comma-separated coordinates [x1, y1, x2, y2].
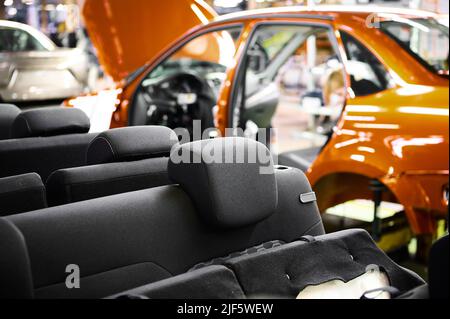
[77, 4, 449, 236]
[0, 20, 89, 102]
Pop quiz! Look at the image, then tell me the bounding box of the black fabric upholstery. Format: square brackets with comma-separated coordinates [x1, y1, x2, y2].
[0, 219, 34, 299]
[0, 104, 21, 140]
[110, 230, 425, 300]
[4, 167, 323, 298]
[0, 133, 95, 181]
[35, 262, 171, 299]
[86, 126, 178, 165]
[109, 266, 245, 299]
[1, 137, 323, 298]
[168, 137, 278, 228]
[0, 173, 47, 216]
[11, 107, 90, 139]
[190, 240, 285, 271]
[272, 166, 325, 237]
[224, 229, 425, 298]
[46, 157, 170, 206]
[429, 235, 449, 299]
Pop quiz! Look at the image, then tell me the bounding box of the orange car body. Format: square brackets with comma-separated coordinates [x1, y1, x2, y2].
[76, 2, 449, 236]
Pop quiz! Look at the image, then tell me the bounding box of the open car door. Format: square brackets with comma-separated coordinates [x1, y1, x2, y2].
[81, 0, 217, 81]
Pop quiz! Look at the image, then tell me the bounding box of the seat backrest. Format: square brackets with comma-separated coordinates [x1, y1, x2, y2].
[0, 173, 47, 216]
[0, 104, 21, 140]
[46, 126, 178, 206]
[2, 137, 324, 299]
[0, 107, 95, 181]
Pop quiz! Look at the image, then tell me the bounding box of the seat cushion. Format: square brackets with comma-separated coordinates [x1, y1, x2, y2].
[0, 173, 47, 216]
[224, 229, 425, 298]
[109, 266, 245, 299]
[11, 107, 90, 139]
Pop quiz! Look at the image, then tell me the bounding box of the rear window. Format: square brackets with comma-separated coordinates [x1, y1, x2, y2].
[0, 27, 48, 52]
[380, 18, 449, 75]
[340, 31, 395, 96]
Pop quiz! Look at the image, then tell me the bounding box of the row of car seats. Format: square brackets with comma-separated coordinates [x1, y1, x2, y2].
[0, 104, 445, 299]
[0, 135, 327, 298]
[0, 105, 181, 215]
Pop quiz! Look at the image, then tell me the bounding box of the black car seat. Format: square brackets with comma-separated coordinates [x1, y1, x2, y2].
[46, 126, 178, 206]
[0, 137, 324, 299]
[0, 173, 47, 216]
[0, 107, 95, 181]
[0, 103, 21, 140]
[110, 229, 425, 299]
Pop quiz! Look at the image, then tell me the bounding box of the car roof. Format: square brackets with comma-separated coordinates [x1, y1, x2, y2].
[213, 5, 437, 23]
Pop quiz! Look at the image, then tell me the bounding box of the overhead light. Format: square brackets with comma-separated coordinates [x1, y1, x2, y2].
[353, 123, 400, 130]
[214, 0, 243, 8]
[7, 7, 17, 16]
[4, 0, 13, 6]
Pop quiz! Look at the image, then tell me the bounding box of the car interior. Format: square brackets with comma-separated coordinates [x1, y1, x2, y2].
[235, 27, 398, 173]
[0, 103, 448, 300]
[129, 27, 242, 137]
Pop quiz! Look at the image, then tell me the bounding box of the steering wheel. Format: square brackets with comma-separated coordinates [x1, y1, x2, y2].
[141, 72, 216, 135]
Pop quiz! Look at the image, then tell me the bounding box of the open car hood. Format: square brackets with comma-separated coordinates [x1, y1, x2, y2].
[82, 0, 217, 82]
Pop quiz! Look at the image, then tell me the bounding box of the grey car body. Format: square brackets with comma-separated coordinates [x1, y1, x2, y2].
[0, 20, 89, 102]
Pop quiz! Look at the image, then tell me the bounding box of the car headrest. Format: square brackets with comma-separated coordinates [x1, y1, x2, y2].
[0, 173, 47, 216]
[168, 137, 277, 229]
[86, 126, 179, 165]
[11, 107, 90, 139]
[0, 104, 21, 140]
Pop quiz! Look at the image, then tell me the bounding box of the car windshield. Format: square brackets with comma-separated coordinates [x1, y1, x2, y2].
[380, 18, 449, 75]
